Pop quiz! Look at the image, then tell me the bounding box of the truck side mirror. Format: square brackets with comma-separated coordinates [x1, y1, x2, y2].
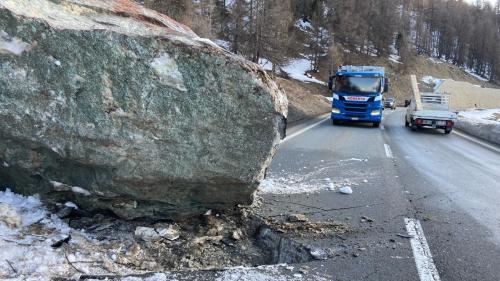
[328, 75, 336, 90]
[384, 78, 391, 93]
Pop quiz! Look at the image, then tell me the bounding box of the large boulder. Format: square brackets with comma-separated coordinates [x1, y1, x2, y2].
[0, 0, 287, 219]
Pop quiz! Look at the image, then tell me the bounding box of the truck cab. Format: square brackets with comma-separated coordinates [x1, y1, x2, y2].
[329, 66, 390, 127]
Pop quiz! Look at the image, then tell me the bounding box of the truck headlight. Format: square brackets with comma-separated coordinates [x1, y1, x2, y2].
[332, 108, 340, 114]
[333, 94, 340, 100]
[371, 110, 381, 116]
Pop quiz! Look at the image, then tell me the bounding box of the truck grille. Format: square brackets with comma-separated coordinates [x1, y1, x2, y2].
[345, 107, 366, 112]
[344, 103, 367, 108]
[346, 114, 366, 118]
[344, 102, 368, 113]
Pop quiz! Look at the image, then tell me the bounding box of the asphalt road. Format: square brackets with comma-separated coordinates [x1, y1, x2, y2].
[257, 108, 500, 281]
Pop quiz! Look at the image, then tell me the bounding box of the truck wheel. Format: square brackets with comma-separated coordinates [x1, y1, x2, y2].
[411, 121, 417, 131]
[332, 120, 339, 125]
[444, 128, 452, 134]
[405, 119, 409, 127]
[373, 122, 380, 128]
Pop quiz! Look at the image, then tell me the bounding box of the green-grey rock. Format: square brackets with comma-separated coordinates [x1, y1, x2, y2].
[0, 0, 287, 219]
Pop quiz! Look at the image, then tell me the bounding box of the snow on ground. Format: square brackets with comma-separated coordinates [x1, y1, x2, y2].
[458, 108, 500, 124]
[258, 58, 273, 71]
[295, 19, 313, 31]
[421, 75, 444, 91]
[282, 59, 325, 85]
[464, 68, 489, 82]
[259, 172, 360, 195]
[214, 265, 329, 281]
[388, 54, 402, 64]
[82, 264, 329, 281]
[1, 190, 330, 280]
[258, 160, 370, 195]
[427, 57, 443, 64]
[214, 39, 231, 51]
[0, 189, 147, 280]
[0, 189, 74, 280]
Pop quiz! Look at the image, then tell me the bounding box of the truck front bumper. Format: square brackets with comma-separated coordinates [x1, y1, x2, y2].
[331, 112, 382, 123]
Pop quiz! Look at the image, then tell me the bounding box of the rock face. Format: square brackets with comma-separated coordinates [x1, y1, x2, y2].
[0, 0, 287, 219]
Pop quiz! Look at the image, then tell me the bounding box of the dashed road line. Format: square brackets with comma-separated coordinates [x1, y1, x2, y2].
[282, 116, 330, 143]
[384, 143, 393, 158]
[405, 218, 441, 281]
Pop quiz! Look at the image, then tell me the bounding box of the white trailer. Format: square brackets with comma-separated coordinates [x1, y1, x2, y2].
[405, 75, 457, 134]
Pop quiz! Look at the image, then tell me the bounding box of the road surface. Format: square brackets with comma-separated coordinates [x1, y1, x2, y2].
[257, 108, 500, 281]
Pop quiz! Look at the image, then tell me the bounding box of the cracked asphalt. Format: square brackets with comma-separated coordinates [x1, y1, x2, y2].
[256, 108, 500, 281]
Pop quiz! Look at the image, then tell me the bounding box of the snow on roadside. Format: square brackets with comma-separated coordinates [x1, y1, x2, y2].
[0, 189, 140, 280]
[82, 264, 329, 281]
[458, 108, 500, 124]
[258, 160, 368, 195]
[0, 189, 73, 280]
[214, 265, 329, 281]
[282, 59, 325, 85]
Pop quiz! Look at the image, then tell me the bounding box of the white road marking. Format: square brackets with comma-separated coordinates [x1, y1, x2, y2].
[282, 116, 330, 143]
[405, 218, 441, 281]
[452, 130, 500, 153]
[384, 143, 393, 158]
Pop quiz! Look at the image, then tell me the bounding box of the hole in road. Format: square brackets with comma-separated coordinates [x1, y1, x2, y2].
[51, 208, 336, 275]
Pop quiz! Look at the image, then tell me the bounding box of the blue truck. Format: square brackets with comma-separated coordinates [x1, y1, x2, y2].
[328, 66, 390, 128]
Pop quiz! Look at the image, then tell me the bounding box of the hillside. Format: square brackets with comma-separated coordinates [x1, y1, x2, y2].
[272, 50, 499, 122]
[316, 54, 498, 103]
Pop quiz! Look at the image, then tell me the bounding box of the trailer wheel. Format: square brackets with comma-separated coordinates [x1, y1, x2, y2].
[444, 128, 452, 134]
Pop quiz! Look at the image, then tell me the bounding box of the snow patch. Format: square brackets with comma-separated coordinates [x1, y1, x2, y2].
[258, 58, 273, 71]
[389, 54, 402, 64]
[464, 68, 489, 82]
[282, 59, 325, 85]
[421, 76, 443, 92]
[0, 189, 75, 279]
[427, 57, 443, 64]
[458, 108, 500, 124]
[215, 264, 328, 281]
[295, 19, 313, 31]
[259, 171, 359, 195]
[214, 39, 231, 51]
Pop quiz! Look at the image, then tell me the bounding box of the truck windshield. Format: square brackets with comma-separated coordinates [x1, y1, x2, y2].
[335, 76, 382, 94]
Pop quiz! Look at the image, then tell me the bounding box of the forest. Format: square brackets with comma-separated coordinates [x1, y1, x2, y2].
[144, 0, 500, 83]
